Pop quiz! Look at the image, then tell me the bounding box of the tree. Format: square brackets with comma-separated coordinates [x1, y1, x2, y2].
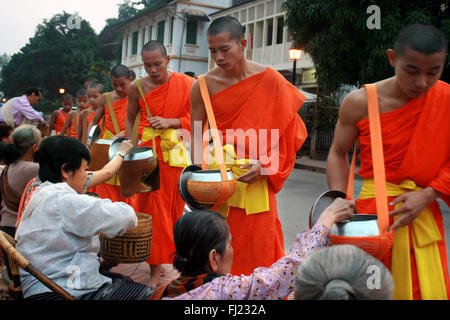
[283, 0, 450, 94]
[0, 12, 109, 114]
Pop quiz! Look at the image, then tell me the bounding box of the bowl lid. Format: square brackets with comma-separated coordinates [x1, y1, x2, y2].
[178, 165, 204, 210]
[309, 190, 348, 228]
[88, 125, 101, 146]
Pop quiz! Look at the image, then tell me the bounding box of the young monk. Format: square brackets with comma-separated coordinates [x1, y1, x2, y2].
[61, 89, 90, 139]
[79, 82, 105, 146]
[190, 17, 308, 276]
[87, 65, 133, 204]
[326, 24, 450, 300]
[48, 93, 73, 135]
[125, 41, 194, 289]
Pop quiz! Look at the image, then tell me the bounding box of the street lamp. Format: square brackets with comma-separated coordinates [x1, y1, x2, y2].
[288, 44, 303, 86]
[59, 88, 66, 94]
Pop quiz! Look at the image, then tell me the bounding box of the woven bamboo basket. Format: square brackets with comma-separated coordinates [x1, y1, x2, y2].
[100, 213, 152, 263]
[187, 179, 237, 205]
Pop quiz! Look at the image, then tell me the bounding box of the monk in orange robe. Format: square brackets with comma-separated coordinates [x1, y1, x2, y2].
[190, 17, 307, 276]
[48, 93, 73, 135]
[327, 24, 450, 300]
[61, 89, 90, 139]
[88, 65, 133, 203]
[125, 41, 194, 289]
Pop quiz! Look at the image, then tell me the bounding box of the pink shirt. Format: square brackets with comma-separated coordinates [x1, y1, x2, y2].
[165, 223, 330, 300]
[0, 95, 44, 126]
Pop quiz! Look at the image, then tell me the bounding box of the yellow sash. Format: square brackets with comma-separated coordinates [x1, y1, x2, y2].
[359, 178, 447, 300]
[141, 127, 190, 168]
[208, 144, 269, 218]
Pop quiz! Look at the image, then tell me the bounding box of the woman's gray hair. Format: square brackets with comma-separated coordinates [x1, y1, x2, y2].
[294, 245, 394, 300]
[12, 124, 42, 155]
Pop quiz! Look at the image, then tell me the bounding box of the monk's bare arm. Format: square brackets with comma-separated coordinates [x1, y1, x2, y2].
[87, 94, 106, 135]
[60, 111, 75, 136]
[48, 111, 58, 135]
[190, 80, 207, 165]
[125, 82, 140, 140]
[326, 90, 366, 193]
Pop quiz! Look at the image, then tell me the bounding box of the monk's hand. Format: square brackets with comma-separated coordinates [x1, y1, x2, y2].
[110, 132, 125, 141]
[388, 187, 441, 231]
[316, 198, 355, 230]
[148, 116, 172, 129]
[236, 160, 262, 184]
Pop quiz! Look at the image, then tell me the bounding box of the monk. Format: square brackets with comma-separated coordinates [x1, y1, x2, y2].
[79, 82, 105, 146]
[48, 93, 73, 135]
[190, 16, 308, 276]
[87, 65, 133, 203]
[125, 41, 194, 289]
[61, 89, 90, 139]
[326, 23, 450, 300]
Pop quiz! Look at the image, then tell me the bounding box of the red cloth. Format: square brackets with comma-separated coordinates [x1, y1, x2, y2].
[130, 72, 194, 265]
[355, 80, 450, 299]
[54, 110, 69, 135]
[209, 67, 307, 275]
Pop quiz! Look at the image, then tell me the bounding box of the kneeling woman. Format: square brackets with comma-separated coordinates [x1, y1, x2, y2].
[15, 135, 154, 300]
[152, 199, 355, 300]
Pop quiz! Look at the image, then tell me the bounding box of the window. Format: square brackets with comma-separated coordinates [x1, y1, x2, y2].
[157, 20, 165, 43]
[169, 16, 174, 44]
[132, 31, 139, 55]
[186, 20, 197, 45]
[276, 17, 284, 44]
[266, 19, 273, 46]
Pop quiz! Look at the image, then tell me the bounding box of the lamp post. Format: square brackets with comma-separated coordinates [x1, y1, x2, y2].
[288, 45, 302, 86]
[59, 88, 66, 95]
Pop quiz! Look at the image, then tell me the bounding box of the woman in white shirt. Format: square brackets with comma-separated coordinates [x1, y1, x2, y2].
[15, 135, 154, 300]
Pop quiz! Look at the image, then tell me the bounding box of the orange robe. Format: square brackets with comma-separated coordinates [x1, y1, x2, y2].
[94, 96, 130, 204]
[209, 67, 307, 275]
[54, 110, 69, 135]
[129, 72, 194, 265]
[355, 80, 450, 299]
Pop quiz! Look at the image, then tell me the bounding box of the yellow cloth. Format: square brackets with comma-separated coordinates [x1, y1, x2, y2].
[141, 127, 190, 168]
[359, 179, 447, 300]
[102, 129, 121, 186]
[208, 144, 269, 218]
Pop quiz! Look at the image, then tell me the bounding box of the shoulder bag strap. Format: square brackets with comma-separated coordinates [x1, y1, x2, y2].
[104, 92, 121, 135]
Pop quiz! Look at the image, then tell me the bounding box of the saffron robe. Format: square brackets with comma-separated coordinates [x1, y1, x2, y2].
[94, 96, 130, 204]
[129, 72, 194, 265]
[355, 80, 450, 299]
[54, 110, 69, 135]
[209, 67, 307, 276]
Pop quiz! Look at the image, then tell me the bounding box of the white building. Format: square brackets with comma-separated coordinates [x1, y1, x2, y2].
[117, 0, 231, 78]
[209, 0, 317, 92]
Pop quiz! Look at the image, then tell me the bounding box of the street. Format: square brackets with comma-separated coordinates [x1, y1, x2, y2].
[277, 168, 450, 267]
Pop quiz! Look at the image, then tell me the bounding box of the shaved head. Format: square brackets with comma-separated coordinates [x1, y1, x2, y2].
[207, 16, 244, 43]
[142, 40, 167, 57]
[111, 64, 131, 79]
[394, 24, 448, 56]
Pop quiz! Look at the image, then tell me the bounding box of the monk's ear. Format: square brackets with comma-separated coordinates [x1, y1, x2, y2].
[240, 38, 247, 51]
[387, 49, 396, 67]
[208, 249, 219, 273]
[166, 55, 171, 64]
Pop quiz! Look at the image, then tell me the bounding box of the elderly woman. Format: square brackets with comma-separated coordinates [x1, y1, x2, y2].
[294, 244, 394, 300]
[0, 125, 41, 238]
[14, 135, 154, 300]
[151, 198, 355, 300]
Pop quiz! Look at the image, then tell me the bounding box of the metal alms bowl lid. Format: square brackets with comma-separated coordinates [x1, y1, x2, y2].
[189, 170, 235, 182]
[309, 190, 347, 228]
[88, 125, 101, 146]
[108, 137, 154, 161]
[178, 165, 204, 210]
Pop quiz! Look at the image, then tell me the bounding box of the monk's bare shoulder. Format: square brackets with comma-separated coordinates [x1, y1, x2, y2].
[339, 88, 369, 126]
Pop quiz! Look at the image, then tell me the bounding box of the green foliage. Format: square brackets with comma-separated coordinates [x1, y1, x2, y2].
[0, 12, 110, 115]
[283, 0, 450, 94]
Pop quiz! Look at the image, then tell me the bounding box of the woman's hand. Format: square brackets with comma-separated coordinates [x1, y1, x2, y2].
[316, 198, 356, 231]
[118, 139, 134, 156]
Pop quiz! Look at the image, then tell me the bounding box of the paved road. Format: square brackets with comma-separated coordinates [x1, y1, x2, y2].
[277, 168, 450, 267]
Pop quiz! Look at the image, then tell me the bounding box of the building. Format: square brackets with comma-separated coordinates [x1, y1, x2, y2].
[209, 0, 318, 93]
[117, 0, 231, 78]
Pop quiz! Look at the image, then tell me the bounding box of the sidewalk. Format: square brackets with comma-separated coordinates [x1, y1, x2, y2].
[294, 155, 361, 177]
